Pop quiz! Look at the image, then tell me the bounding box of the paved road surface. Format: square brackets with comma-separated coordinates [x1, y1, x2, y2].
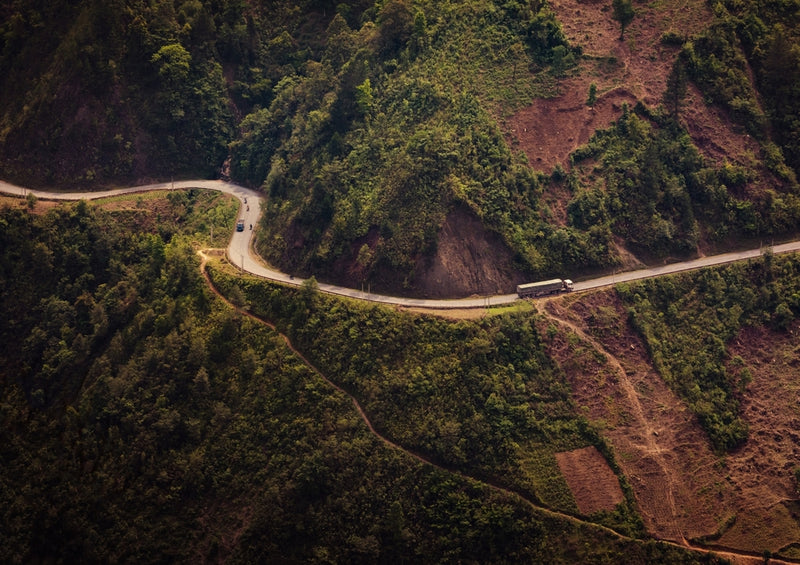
[3, 178, 800, 309]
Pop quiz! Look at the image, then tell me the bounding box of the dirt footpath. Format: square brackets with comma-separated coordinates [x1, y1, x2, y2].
[543, 290, 800, 558]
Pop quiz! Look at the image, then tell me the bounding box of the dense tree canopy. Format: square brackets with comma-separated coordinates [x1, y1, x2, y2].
[0, 194, 720, 563]
[3, 1, 800, 560]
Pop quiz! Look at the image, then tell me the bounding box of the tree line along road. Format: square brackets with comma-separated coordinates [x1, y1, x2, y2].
[4, 178, 800, 309]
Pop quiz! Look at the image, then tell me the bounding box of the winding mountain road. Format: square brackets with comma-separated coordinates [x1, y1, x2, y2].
[6, 179, 800, 563]
[3, 178, 800, 309]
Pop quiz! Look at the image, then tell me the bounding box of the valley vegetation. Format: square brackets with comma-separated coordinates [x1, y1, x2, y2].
[2, 0, 800, 560]
[0, 193, 726, 563]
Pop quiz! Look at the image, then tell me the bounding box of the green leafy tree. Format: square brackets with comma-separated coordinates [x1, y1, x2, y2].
[551, 44, 574, 75]
[759, 24, 800, 173]
[151, 43, 191, 83]
[664, 56, 689, 118]
[587, 82, 597, 109]
[355, 78, 374, 115]
[300, 275, 319, 305]
[412, 9, 429, 53]
[151, 43, 191, 118]
[772, 301, 793, 330]
[377, 0, 414, 56]
[612, 0, 635, 41]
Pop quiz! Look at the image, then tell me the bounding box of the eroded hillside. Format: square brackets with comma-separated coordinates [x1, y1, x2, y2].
[539, 259, 800, 560]
[507, 0, 758, 171]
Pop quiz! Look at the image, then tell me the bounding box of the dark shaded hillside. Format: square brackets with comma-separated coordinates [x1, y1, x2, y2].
[0, 0, 372, 186]
[2, 1, 223, 183]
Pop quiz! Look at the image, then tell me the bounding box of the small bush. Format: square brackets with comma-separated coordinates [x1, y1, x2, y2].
[660, 31, 685, 46]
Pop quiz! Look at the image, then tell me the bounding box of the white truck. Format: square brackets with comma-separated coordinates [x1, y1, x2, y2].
[516, 278, 574, 298]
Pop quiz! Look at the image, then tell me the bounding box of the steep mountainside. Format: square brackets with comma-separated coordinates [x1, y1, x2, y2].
[2, 0, 800, 296]
[1, 194, 725, 564]
[543, 256, 800, 559]
[3, 2, 800, 561]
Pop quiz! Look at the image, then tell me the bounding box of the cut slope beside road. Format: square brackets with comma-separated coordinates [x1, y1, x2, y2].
[2, 178, 799, 309]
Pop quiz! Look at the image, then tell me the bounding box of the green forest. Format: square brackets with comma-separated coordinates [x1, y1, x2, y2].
[2, 0, 800, 294]
[2, 0, 800, 561]
[0, 193, 727, 563]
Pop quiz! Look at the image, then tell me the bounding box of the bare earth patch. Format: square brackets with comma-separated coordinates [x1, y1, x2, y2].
[717, 322, 800, 555]
[507, 0, 761, 180]
[0, 194, 59, 214]
[555, 446, 624, 515]
[542, 290, 800, 559]
[415, 206, 522, 298]
[543, 292, 718, 544]
[507, 80, 638, 174]
[681, 83, 763, 168]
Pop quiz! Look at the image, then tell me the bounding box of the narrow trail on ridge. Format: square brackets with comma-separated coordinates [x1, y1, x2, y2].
[199, 251, 797, 565]
[196, 251, 628, 537]
[542, 297, 687, 545]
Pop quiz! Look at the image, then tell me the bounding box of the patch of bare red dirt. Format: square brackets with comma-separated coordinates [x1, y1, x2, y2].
[507, 0, 760, 178]
[681, 83, 764, 168]
[542, 290, 800, 558]
[327, 207, 521, 299]
[0, 195, 59, 214]
[508, 82, 638, 174]
[716, 322, 800, 554]
[555, 446, 624, 515]
[543, 291, 729, 543]
[415, 206, 521, 298]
